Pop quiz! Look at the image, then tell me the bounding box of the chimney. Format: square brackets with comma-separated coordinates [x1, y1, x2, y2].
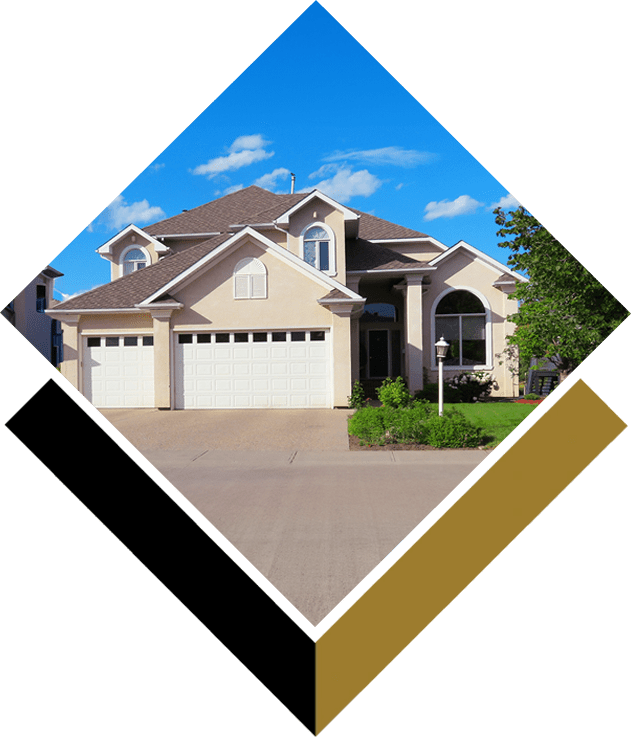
[290, 173, 295, 194]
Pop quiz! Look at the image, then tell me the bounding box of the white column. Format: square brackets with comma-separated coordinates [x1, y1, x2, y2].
[404, 274, 424, 394]
[149, 308, 177, 409]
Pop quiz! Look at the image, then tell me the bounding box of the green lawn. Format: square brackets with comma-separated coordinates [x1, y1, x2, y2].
[439, 402, 539, 447]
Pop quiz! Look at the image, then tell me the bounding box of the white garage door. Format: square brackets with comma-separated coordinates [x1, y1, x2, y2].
[83, 336, 155, 407]
[175, 330, 331, 409]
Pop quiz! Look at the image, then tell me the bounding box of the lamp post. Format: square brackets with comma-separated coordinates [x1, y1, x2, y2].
[435, 336, 449, 417]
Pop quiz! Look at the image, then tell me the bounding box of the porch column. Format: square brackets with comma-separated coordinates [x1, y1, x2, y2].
[328, 303, 354, 407]
[405, 274, 424, 394]
[149, 308, 176, 409]
[59, 314, 80, 391]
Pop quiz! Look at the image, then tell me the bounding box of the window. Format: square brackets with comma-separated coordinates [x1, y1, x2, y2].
[234, 258, 267, 299]
[123, 248, 148, 275]
[434, 289, 488, 367]
[36, 284, 46, 313]
[360, 303, 398, 323]
[301, 224, 335, 273]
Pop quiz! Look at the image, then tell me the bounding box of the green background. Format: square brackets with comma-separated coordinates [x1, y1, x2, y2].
[0, 0, 631, 737]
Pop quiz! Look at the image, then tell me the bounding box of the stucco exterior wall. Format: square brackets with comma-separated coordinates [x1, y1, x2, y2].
[422, 251, 518, 397]
[107, 232, 161, 280]
[171, 240, 334, 331]
[285, 201, 346, 283]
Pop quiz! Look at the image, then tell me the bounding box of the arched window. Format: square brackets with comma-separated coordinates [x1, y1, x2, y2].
[123, 248, 148, 275]
[234, 257, 267, 299]
[301, 224, 334, 273]
[434, 289, 488, 367]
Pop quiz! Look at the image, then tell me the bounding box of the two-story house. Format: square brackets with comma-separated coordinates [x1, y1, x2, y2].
[47, 186, 525, 409]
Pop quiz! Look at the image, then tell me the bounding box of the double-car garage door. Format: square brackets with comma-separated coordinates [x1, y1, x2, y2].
[83, 329, 332, 409]
[175, 329, 331, 408]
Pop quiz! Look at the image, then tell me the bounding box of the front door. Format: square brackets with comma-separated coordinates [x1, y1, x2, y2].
[363, 329, 401, 379]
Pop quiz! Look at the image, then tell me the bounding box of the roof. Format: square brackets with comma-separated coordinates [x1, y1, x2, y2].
[346, 239, 433, 272]
[52, 234, 230, 311]
[144, 185, 428, 242]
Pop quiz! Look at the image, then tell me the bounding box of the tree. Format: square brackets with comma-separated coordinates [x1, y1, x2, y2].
[495, 206, 629, 382]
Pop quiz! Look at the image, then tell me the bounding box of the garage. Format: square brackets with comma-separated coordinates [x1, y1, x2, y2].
[83, 335, 155, 407]
[175, 330, 331, 409]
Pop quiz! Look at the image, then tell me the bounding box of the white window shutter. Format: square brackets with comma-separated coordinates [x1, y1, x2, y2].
[251, 274, 267, 299]
[234, 274, 250, 299]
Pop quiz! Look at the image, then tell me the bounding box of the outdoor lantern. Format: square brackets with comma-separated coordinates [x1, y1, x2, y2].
[435, 336, 449, 416]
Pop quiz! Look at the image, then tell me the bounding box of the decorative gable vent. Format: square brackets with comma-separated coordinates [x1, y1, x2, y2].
[234, 257, 267, 300]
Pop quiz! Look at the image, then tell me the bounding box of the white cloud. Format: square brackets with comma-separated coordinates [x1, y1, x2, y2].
[223, 183, 244, 195]
[192, 134, 274, 179]
[303, 164, 383, 203]
[323, 146, 436, 167]
[489, 193, 520, 210]
[423, 195, 484, 221]
[99, 195, 165, 231]
[229, 134, 270, 153]
[253, 168, 291, 191]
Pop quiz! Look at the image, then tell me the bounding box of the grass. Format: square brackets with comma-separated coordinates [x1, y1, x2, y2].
[438, 402, 539, 447]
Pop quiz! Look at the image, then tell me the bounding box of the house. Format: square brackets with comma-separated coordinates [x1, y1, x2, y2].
[47, 186, 526, 409]
[4, 266, 64, 366]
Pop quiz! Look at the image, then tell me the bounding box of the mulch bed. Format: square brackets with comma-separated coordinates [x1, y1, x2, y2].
[513, 399, 544, 404]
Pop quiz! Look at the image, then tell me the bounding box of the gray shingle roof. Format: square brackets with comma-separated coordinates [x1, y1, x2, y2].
[54, 234, 230, 310]
[346, 239, 431, 272]
[56, 187, 435, 311]
[144, 185, 429, 241]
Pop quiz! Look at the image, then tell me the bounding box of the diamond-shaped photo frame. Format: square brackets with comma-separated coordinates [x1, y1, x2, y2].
[5, 1, 628, 733]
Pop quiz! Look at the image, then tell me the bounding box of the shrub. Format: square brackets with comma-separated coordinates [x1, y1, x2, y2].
[422, 409, 484, 448]
[524, 392, 541, 400]
[376, 376, 413, 408]
[348, 380, 368, 409]
[415, 371, 494, 403]
[347, 405, 384, 444]
[347, 401, 483, 448]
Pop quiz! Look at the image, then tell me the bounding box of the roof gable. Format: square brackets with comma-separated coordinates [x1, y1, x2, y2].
[429, 240, 528, 282]
[140, 227, 363, 307]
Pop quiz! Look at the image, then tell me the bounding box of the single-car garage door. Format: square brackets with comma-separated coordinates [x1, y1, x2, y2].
[83, 335, 155, 407]
[175, 330, 331, 408]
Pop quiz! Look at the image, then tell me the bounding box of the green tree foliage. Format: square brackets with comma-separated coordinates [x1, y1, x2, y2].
[495, 206, 629, 380]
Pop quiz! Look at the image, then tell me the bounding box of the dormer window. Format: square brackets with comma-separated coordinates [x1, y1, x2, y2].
[301, 224, 335, 274]
[123, 248, 148, 275]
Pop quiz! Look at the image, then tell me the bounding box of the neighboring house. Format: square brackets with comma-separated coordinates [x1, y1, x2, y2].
[4, 266, 64, 366]
[47, 186, 526, 409]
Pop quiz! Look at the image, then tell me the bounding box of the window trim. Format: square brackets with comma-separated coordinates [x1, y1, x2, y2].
[120, 244, 150, 276]
[299, 222, 336, 276]
[430, 286, 493, 370]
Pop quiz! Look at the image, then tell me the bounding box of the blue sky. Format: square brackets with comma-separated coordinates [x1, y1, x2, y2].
[51, 3, 520, 302]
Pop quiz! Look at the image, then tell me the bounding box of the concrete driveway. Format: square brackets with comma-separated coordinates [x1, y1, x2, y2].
[101, 408, 489, 625]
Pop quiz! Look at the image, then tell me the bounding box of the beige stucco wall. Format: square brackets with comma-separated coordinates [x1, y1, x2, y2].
[80, 313, 154, 332]
[422, 251, 519, 397]
[285, 200, 347, 283]
[384, 240, 445, 262]
[171, 239, 334, 331]
[107, 232, 161, 280]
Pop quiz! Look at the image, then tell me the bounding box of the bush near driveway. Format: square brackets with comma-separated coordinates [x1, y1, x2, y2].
[347, 401, 484, 448]
[347, 400, 538, 449]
